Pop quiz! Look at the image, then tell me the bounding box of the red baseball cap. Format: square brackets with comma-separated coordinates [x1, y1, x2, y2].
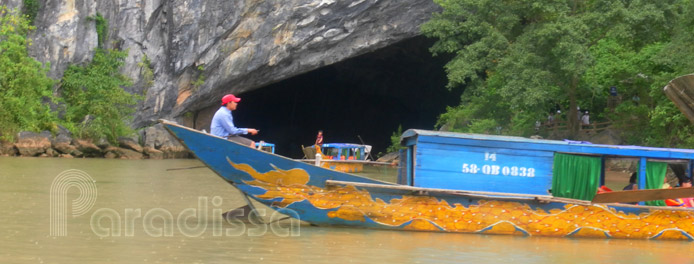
[221, 94, 241, 105]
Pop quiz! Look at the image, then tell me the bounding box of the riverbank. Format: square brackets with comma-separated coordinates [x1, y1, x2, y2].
[0, 124, 190, 159]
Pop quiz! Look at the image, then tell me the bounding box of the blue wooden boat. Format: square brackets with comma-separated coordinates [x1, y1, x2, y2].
[302, 143, 371, 172]
[162, 120, 694, 240]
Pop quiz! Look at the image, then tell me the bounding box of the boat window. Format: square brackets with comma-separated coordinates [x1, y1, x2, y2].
[643, 161, 668, 206]
[601, 157, 683, 206]
[552, 153, 602, 200]
[603, 157, 638, 193]
[323, 147, 338, 158]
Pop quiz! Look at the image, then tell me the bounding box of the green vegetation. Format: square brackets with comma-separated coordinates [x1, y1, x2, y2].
[21, 0, 39, 25]
[88, 13, 108, 47]
[0, 7, 56, 141]
[385, 125, 404, 154]
[0, 6, 140, 144]
[423, 0, 694, 148]
[192, 65, 205, 90]
[138, 54, 154, 88]
[60, 48, 139, 144]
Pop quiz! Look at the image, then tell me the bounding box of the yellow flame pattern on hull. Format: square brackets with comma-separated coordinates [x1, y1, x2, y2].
[320, 162, 364, 173]
[229, 160, 694, 240]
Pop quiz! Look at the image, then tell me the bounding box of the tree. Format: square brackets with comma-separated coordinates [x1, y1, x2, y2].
[0, 7, 56, 140]
[422, 0, 681, 138]
[644, 1, 694, 148]
[60, 48, 139, 143]
[582, 1, 694, 148]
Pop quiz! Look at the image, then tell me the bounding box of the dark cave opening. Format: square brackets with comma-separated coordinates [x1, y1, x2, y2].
[233, 36, 462, 158]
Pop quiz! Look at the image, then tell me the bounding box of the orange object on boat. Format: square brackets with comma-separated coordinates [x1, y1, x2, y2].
[665, 198, 685, 207]
[597, 185, 612, 194]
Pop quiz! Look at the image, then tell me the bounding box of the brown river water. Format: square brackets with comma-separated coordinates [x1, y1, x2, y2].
[1, 157, 693, 263]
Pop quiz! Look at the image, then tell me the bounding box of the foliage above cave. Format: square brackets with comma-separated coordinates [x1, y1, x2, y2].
[423, 0, 694, 147]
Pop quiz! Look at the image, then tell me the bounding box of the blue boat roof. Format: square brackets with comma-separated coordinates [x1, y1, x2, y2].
[321, 143, 367, 148]
[401, 129, 694, 159]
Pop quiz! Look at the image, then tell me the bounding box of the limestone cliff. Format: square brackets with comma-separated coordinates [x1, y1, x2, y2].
[2, 0, 440, 127]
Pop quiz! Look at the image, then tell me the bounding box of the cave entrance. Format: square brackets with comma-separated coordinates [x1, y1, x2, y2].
[234, 36, 461, 158]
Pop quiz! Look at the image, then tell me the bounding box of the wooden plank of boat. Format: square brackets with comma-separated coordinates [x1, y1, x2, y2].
[664, 74, 694, 123]
[591, 187, 694, 204]
[297, 159, 393, 165]
[327, 180, 694, 209]
[325, 180, 594, 205]
[599, 202, 694, 211]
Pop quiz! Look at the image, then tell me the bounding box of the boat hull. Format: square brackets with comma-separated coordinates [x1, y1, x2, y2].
[319, 161, 364, 173]
[163, 122, 694, 240]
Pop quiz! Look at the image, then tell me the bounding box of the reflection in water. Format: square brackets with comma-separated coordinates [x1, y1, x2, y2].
[0, 157, 690, 263]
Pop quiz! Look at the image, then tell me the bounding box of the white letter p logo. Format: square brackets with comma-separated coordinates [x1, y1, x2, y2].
[50, 169, 97, 236]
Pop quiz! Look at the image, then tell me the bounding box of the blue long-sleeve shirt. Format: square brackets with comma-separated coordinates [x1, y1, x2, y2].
[210, 107, 248, 138]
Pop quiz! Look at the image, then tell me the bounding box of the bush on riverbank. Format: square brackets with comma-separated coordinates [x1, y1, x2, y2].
[0, 7, 58, 141]
[0, 7, 140, 146]
[60, 48, 140, 144]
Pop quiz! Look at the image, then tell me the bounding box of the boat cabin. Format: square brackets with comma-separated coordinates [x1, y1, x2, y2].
[316, 143, 369, 161]
[398, 129, 694, 205]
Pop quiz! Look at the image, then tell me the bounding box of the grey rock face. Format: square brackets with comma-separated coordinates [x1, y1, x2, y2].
[73, 139, 102, 157]
[0, 0, 22, 11]
[15, 131, 52, 156]
[143, 146, 164, 159]
[103, 146, 144, 159]
[28, 0, 98, 80]
[1, 141, 18, 156]
[118, 137, 144, 153]
[19, 0, 439, 127]
[51, 134, 74, 154]
[142, 123, 190, 158]
[143, 124, 170, 149]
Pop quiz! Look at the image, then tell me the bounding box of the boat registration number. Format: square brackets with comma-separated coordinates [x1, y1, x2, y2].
[462, 163, 536, 177]
[461, 152, 536, 177]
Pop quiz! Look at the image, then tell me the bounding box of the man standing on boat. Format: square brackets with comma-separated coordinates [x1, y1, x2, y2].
[211, 94, 258, 148]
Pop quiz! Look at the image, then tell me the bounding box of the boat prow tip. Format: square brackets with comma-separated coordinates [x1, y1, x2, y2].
[158, 119, 177, 125]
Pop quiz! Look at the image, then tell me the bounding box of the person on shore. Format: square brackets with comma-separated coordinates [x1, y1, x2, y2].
[315, 130, 324, 154]
[608, 86, 619, 111]
[210, 94, 259, 148]
[581, 111, 590, 127]
[547, 112, 555, 127]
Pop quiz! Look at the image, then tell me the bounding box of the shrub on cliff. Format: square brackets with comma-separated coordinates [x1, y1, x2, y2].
[0, 7, 57, 141]
[60, 48, 141, 144]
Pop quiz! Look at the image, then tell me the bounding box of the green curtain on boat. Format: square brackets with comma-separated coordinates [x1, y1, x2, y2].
[552, 153, 602, 200]
[644, 161, 667, 206]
